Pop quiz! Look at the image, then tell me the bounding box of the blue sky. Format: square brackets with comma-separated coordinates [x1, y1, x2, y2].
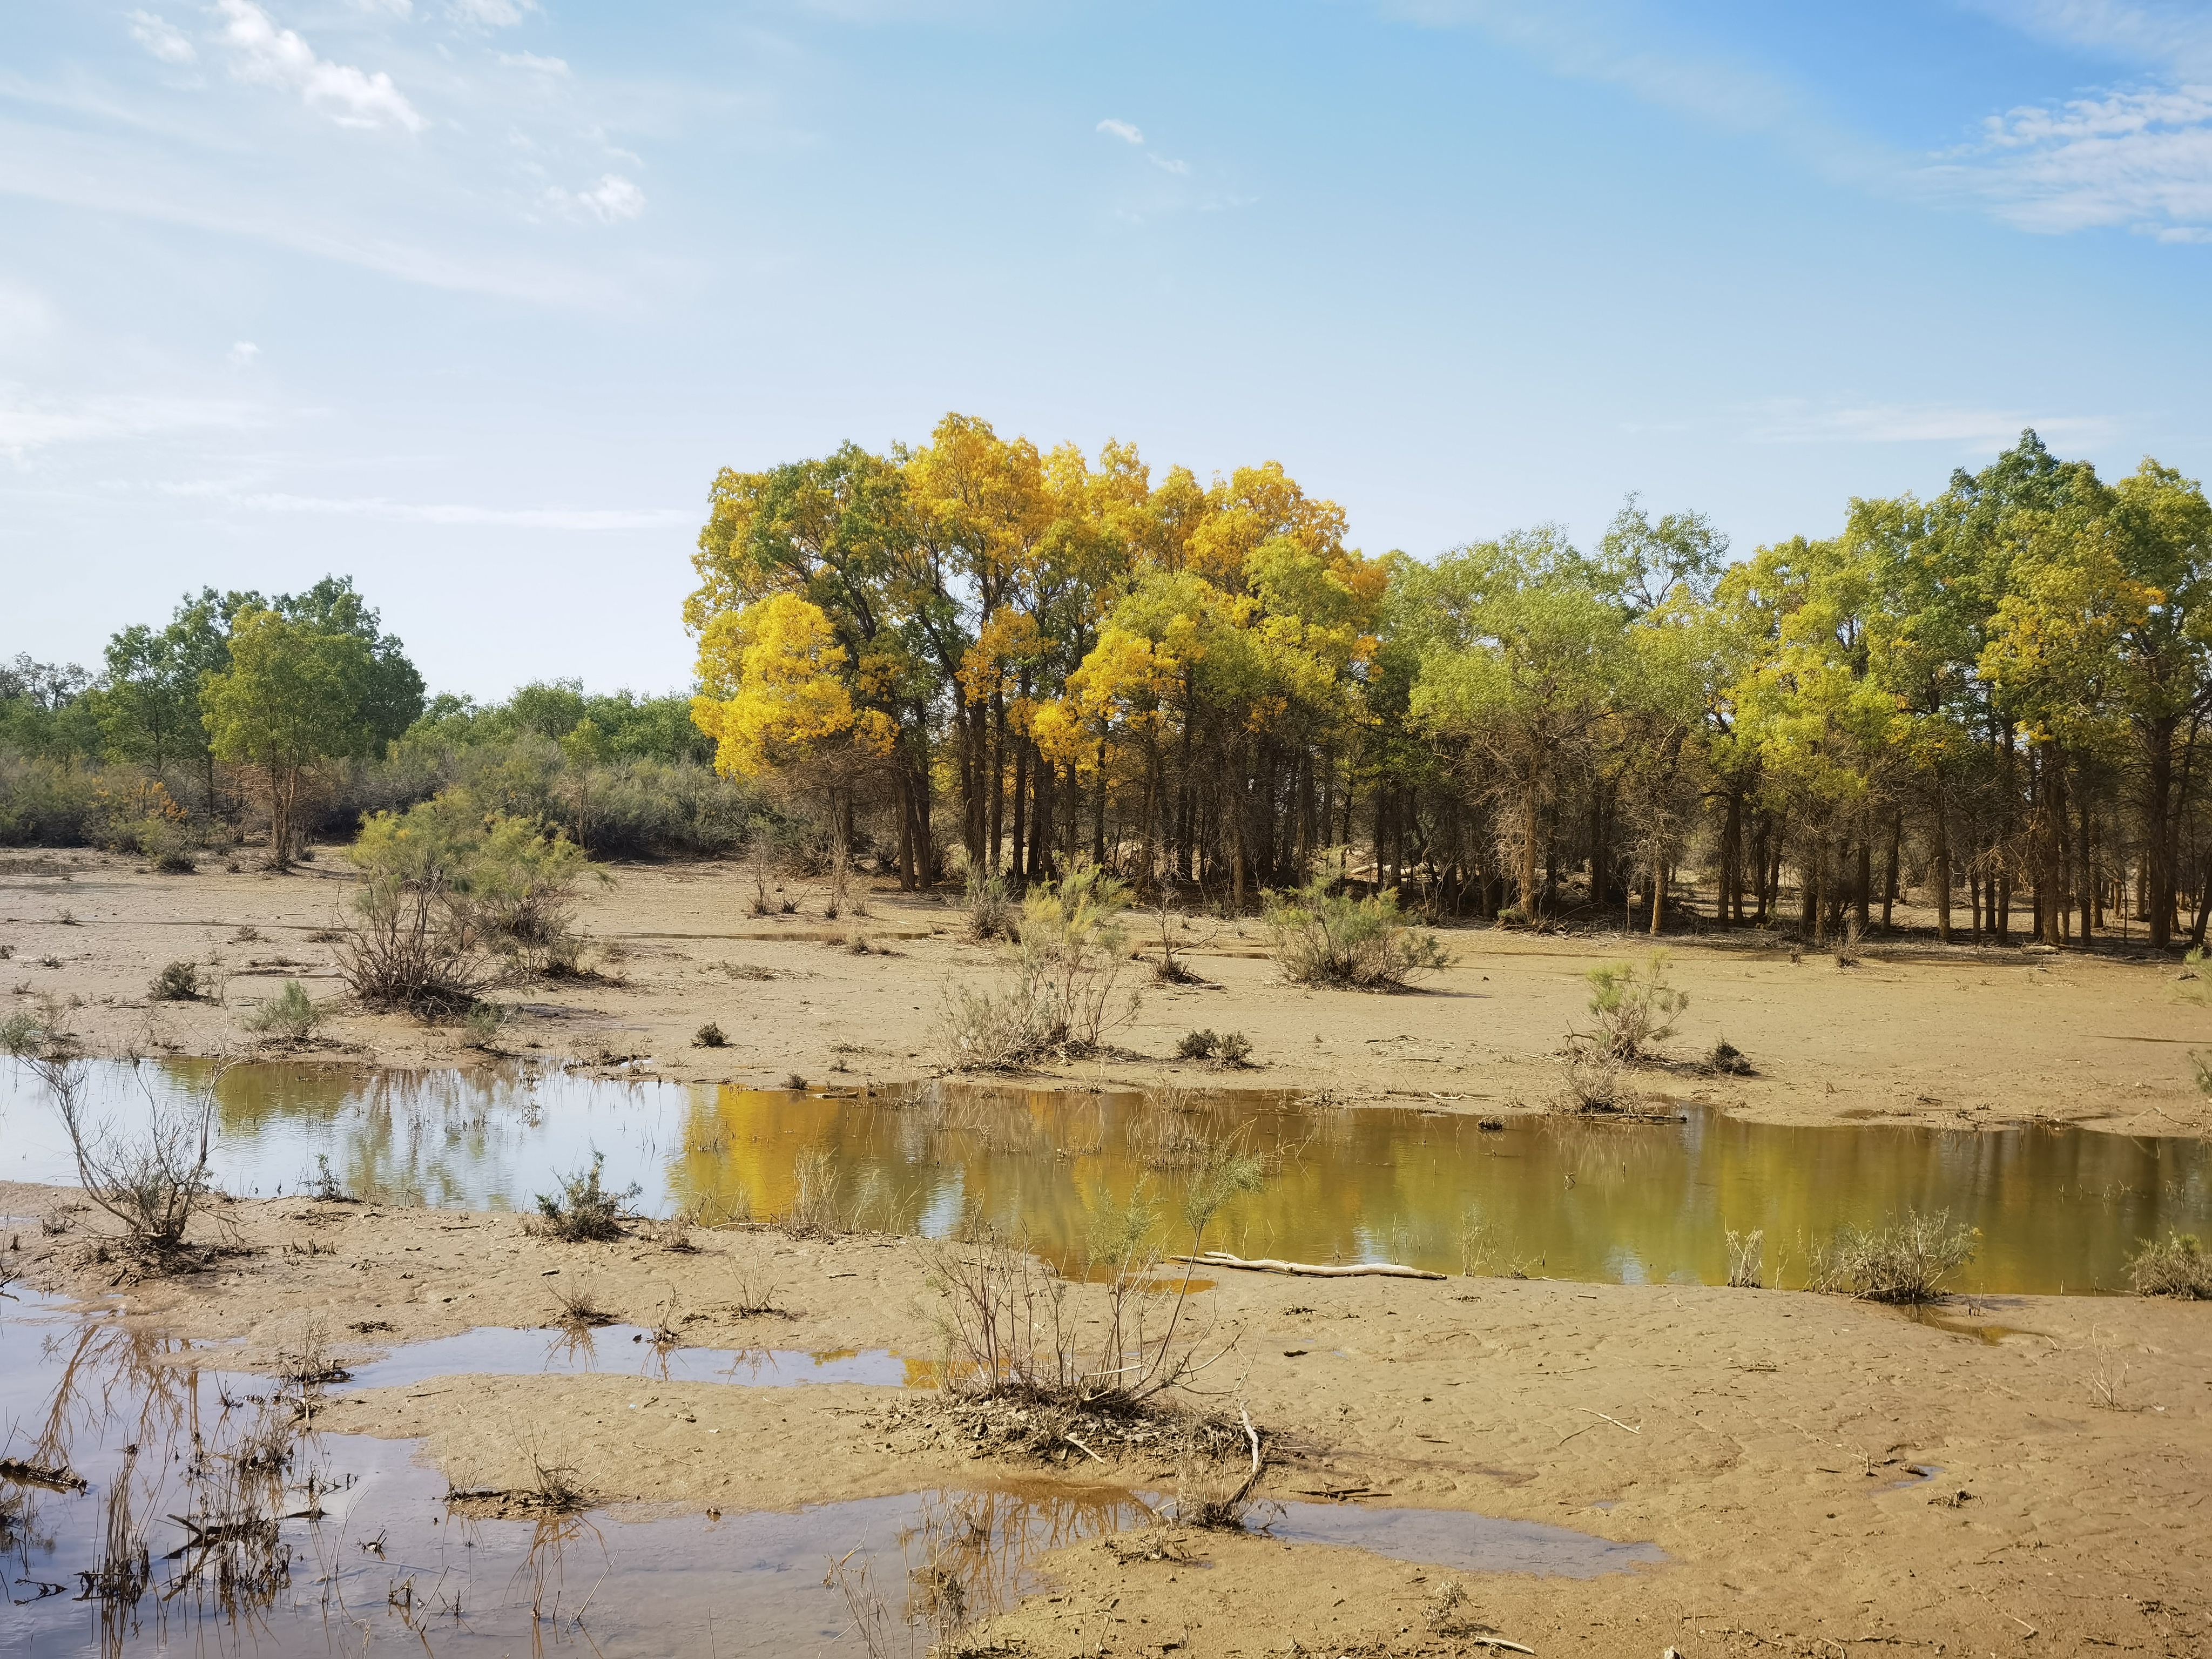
[6, 0, 2212, 698]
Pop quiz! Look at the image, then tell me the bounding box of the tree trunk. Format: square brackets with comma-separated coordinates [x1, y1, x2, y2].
[2145, 721, 2176, 949]
[1855, 838, 1872, 933]
[1932, 792, 1952, 943]
[1881, 808, 1900, 929]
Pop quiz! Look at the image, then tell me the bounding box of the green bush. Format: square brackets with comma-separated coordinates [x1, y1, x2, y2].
[1585, 952, 1688, 1060]
[2129, 1232, 2211, 1298]
[150, 960, 200, 1002]
[1809, 1210, 1977, 1304]
[246, 979, 320, 1040]
[1264, 878, 1452, 990]
[531, 1152, 639, 1242]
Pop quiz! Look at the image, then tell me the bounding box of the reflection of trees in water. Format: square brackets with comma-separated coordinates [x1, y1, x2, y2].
[891, 1485, 1149, 1650]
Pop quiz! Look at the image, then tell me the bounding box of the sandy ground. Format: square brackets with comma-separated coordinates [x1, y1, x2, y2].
[2, 1184, 2207, 1657]
[4, 847, 2210, 1136]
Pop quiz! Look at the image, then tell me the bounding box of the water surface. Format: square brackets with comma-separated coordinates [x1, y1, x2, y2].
[3, 1058, 2205, 1292]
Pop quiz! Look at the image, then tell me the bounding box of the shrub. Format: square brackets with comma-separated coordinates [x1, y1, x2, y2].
[24, 1055, 219, 1260]
[1810, 1209, 1975, 1303]
[1177, 1029, 1220, 1060]
[1264, 877, 1452, 990]
[693, 1020, 729, 1048]
[1708, 1037, 1754, 1076]
[1584, 951, 1687, 1060]
[1559, 1040, 1626, 1111]
[963, 872, 1017, 943]
[461, 1001, 507, 1049]
[245, 979, 320, 1041]
[530, 1152, 638, 1242]
[150, 960, 200, 1002]
[2128, 1232, 2211, 1298]
[1725, 1227, 1764, 1288]
[939, 864, 1139, 1070]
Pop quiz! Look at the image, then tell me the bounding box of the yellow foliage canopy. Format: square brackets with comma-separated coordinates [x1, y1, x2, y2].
[689, 592, 894, 778]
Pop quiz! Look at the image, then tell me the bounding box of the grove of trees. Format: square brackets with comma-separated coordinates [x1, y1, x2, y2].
[689, 419, 2212, 949]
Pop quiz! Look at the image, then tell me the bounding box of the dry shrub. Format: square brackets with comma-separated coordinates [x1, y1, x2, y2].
[1559, 1040, 1627, 1111]
[548, 1275, 613, 1328]
[1725, 1227, 1764, 1288]
[693, 1020, 728, 1048]
[1583, 950, 1687, 1060]
[962, 872, 1017, 943]
[529, 1152, 637, 1242]
[1264, 877, 1452, 990]
[150, 960, 201, 1002]
[2128, 1232, 2211, 1298]
[1808, 1209, 1975, 1303]
[24, 1055, 220, 1262]
[1707, 1036, 1754, 1076]
[939, 864, 1139, 1069]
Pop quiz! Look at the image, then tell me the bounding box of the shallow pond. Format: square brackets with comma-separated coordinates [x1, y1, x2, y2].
[0, 1292, 1658, 1656]
[3, 1059, 2207, 1292]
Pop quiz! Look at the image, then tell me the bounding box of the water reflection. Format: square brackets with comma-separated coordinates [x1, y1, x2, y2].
[3, 1061, 2207, 1293]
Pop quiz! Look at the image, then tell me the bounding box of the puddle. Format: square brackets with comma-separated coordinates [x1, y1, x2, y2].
[1, 1294, 1660, 1655]
[3, 1060, 2207, 1292]
[339, 1324, 914, 1391]
[1907, 1305, 2049, 1345]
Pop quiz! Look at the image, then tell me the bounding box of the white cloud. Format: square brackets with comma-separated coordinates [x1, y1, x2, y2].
[1744, 401, 2115, 448]
[227, 340, 261, 366]
[547, 173, 646, 223]
[1147, 153, 1189, 174]
[1096, 118, 1143, 144]
[1928, 83, 2212, 237]
[450, 0, 539, 26]
[215, 0, 427, 133]
[352, 0, 414, 15]
[165, 482, 686, 529]
[0, 387, 261, 458]
[498, 51, 570, 75]
[126, 10, 198, 66]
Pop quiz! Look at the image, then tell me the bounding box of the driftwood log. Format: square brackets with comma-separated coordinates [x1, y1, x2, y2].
[1168, 1251, 1446, 1282]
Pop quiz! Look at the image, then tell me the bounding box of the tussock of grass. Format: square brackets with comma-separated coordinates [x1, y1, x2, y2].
[1809, 1209, 1975, 1304]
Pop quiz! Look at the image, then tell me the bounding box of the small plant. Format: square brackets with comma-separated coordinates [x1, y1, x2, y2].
[963, 872, 1017, 943]
[1216, 1030, 1253, 1066]
[1583, 951, 1687, 1061]
[2128, 1232, 2211, 1298]
[642, 1204, 700, 1251]
[1834, 917, 1864, 968]
[1708, 1037, 1754, 1076]
[548, 1276, 614, 1328]
[1264, 876, 1452, 990]
[1809, 1209, 1975, 1304]
[232, 926, 264, 944]
[245, 979, 321, 1041]
[1148, 897, 1217, 984]
[1725, 1227, 1764, 1288]
[727, 1246, 784, 1317]
[1, 1009, 43, 1055]
[150, 960, 201, 1002]
[939, 864, 1141, 1069]
[787, 1147, 844, 1235]
[1456, 1204, 1496, 1276]
[462, 1001, 507, 1050]
[1559, 1040, 1627, 1111]
[530, 1152, 639, 1243]
[693, 1020, 729, 1048]
[308, 1154, 348, 1203]
[22, 1055, 220, 1261]
[723, 962, 777, 981]
[1177, 1029, 1221, 1060]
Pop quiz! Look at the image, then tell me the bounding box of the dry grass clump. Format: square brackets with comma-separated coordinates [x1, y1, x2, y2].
[1809, 1209, 1975, 1303]
[150, 960, 201, 1002]
[1558, 1040, 1628, 1112]
[940, 864, 1140, 1070]
[692, 1019, 729, 1048]
[1725, 1227, 1764, 1288]
[1264, 876, 1452, 990]
[2128, 1232, 2211, 1298]
[245, 979, 321, 1041]
[962, 872, 1018, 943]
[529, 1152, 638, 1242]
[1175, 1028, 1253, 1065]
[548, 1275, 614, 1328]
[1583, 951, 1687, 1060]
[1707, 1037, 1754, 1076]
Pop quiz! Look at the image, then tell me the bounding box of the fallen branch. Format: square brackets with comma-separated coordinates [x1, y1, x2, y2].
[1064, 1433, 1107, 1465]
[1576, 1408, 1642, 1434]
[1169, 1251, 1446, 1281]
[1470, 1641, 1536, 1655]
[0, 1457, 87, 1493]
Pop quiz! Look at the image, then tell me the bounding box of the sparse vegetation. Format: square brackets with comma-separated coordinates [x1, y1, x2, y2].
[2128, 1232, 2211, 1298]
[1725, 1226, 1764, 1288]
[962, 871, 1017, 943]
[23, 1054, 221, 1261]
[939, 864, 1140, 1068]
[529, 1152, 638, 1243]
[149, 959, 200, 1002]
[1809, 1209, 1976, 1303]
[1559, 1039, 1628, 1111]
[548, 1276, 614, 1329]
[693, 1019, 728, 1047]
[245, 978, 321, 1041]
[1708, 1036, 1754, 1075]
[1583, 951, 1687, 1061]
[1264, 876, 1452, 990]
[1174, 1028, 1253, 1065]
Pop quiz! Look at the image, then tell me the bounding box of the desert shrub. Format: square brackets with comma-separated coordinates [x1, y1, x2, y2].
[2128, 1232, 2211, 1298]
[245, 979, 320, 1041]
[149, 960, 200, 1002]
[24, 1055, 219, 1260]
[461, 1001, 507, 1048]
[1584, 951, 1687, 1060]
[339, 791, 592, 1009]
[963, 871, 1017, 943]
[939, 864, 1139, 1070]
[0, 753, 104, 846]
[1177, 1029, 1220, 1060]
[1809, 1209, 1975, 1303]
[1264, 877, 1452, 990]
[530, 1152, 638, 1242]
[693, 1020, 728, 1048]
[0, 1008, 44, 1054]
[1708, 1037, 1754, 1076]
[1725, 1227, 1764, 1288]
[1559, 1040, 1626, 1111]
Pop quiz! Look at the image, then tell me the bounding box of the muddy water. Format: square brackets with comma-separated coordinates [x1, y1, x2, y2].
[0, 1293, 1660, 1656]
[3, 1060, 2207, 1292]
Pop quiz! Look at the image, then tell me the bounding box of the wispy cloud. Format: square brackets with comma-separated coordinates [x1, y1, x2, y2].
[1963, 1, 2212, 76]
[1744, 400, 2116, 448]
[165, 481, 686, 529]
[126, 10, 198, 66]
[449, 0, 539, 28]
[1096, 117, 1143, 144]
[498, 51, 570, 75]
[1927, 83, 2212, 238]
[215, 0, 426, 133]
[0, 387, 262, 458]
[227, 341, 261, 366]
[545, 174, 646, 224]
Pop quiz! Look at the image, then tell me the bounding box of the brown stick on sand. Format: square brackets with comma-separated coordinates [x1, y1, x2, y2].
[1168, 1251, 1447, 1281]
